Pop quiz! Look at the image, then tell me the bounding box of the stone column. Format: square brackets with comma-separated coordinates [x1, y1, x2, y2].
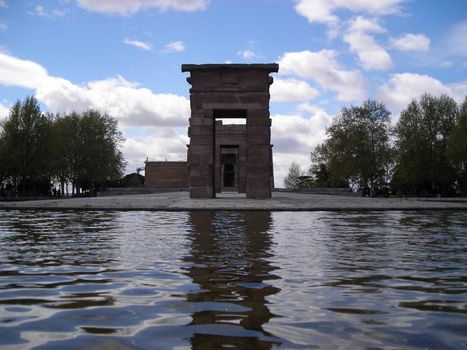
[187, 108, 215, 198]
[246, 107, 272, 198]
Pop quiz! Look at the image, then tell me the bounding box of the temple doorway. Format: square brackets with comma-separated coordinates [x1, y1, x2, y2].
[222, 153, 237, 189]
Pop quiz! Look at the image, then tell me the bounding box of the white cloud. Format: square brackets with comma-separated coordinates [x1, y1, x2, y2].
[347, 15, 385, 33]
[0, 52, 50, 89]
[294, 0, 338, 25]
[0, 23, 7, 31]
[337, 0, 403, 15]
[238, 41, 263, 60]
[378, 72, 467, 117]
[31, 4, 69, 18]
[272, 112, 330, 154]
[271, 107, 332, 186]
[0, 52, 190, 128]
[38, 76, 190, 127]
[296, 102, 329, 115]
[344, 31, 393, 70]
[343, 16, 392, 70]
[52, 8, 69, 17]
[34, 5, 48, 17]
[295, 0, 404, 24]
[76, 0, 209, 15]
[123, 38, 152, 51]
[446, 20, 467, 56]
[161, 40, 185, 53]
[124, 128, 189, 172]
[237, 49, 257, 60]
[0, 0, 7, 8]
[391, 33, 430, 52]
[270, 78, 319, 102]
[278, 49, 367, 101]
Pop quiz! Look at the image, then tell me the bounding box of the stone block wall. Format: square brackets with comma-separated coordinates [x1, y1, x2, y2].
[144, 161, 188, 188]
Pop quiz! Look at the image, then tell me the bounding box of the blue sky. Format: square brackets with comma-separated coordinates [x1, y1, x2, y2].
[1, 0, 466, 185]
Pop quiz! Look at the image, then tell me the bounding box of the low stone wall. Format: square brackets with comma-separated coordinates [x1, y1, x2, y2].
[97, 187, 187, 196]
[0, 196, 52, 202]
[144, 161, 189, 188]
[274, 188, 359, 196]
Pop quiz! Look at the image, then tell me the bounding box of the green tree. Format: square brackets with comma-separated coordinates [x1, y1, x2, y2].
[50, 112, 80, 195]
[284, 162, 303, 189]
[309, 143, 348, 188]
[447, 96, 467, 194]
[0, 98, 126, 196]
[65, 110, 126, 194]
[393, 94, 458, 196]
[0, 96, 52, 195]
[0, 125, 7, 187]
[314, 100, 392, 196]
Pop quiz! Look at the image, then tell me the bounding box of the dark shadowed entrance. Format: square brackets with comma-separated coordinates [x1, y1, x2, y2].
[224, 164, 234, 187]
[221, 152, 237, 189]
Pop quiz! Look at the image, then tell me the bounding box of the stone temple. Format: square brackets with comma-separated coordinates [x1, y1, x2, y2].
[144, 63, 278, 199]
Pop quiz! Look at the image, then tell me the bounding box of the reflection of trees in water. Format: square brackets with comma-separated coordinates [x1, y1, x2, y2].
[0, 211, 122, 314]
[0, 211, 119, 266]
[185, 211, 281, 349]
[323, 211, 465, 272]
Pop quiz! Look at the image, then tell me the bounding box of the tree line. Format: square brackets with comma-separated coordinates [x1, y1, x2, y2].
[284, 93, 467, 197]
[0, 96, 126, 196]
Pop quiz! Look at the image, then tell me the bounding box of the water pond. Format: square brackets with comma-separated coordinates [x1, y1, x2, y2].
[0, 210, 466, 349]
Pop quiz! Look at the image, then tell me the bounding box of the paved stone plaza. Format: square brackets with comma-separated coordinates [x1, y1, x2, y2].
[0, 192, 466, 211]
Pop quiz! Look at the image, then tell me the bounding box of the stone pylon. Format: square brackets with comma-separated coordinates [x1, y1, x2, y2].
[182, 64, 278, 199]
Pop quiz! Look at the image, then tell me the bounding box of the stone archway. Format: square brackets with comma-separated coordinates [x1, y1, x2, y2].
[182, 64, 278, 199]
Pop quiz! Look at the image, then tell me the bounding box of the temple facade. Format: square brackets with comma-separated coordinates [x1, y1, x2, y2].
[183, 63, 278, 198]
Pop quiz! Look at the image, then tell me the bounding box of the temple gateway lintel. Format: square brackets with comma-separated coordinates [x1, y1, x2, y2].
[181, 63, 279, 73]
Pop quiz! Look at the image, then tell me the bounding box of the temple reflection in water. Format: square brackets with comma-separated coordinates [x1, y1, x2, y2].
[185, 211, 281, 349]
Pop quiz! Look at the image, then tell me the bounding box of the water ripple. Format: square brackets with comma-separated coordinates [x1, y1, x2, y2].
[0, 210, 465, 349]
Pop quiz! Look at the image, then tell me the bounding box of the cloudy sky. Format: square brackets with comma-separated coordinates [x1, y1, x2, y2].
[0, 0, 466, 186]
